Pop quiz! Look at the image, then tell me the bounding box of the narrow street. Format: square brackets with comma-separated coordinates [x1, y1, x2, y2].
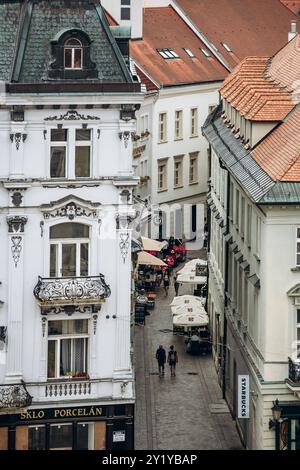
[134, 250, 243, 450]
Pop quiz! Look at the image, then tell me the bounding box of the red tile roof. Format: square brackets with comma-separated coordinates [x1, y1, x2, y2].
[220, 56, 294, 121]
[104, 8, 118, 27]
[176, 0, 300, 69]
[280, 0, 300, 14]
[130, 6, 228, 87]
[266, 33, 300, 90]
[135, 66, 158, 92]
[252, 106, 300, 181]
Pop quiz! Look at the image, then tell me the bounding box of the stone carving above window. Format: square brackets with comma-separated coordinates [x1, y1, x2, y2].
[45, 110, 100, 121]
[7, 216, 28, 233]
[40, 195, 100, 220]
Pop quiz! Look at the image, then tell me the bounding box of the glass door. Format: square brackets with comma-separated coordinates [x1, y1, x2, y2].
[49, 423, 73, 450]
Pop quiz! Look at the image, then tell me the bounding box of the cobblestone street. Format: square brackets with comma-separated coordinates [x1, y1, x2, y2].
[134, 251, 243, 450]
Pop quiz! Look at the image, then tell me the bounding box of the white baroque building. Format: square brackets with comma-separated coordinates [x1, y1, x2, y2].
[203, 34, 300, 450]
[0, 0, 143, 451]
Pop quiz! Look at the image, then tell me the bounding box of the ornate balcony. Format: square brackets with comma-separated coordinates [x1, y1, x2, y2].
[45, 380, 91, 398]
[34, 274, 111, 315]
[288, 357, 300, 382]
[0, 382, 32, 411]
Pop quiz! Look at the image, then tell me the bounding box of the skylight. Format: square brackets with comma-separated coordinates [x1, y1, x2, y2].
[157, 48, 180, 59]
[200, 48, 211, 58]
[222, 42, 232, 53]
[183, 48, 195, 58]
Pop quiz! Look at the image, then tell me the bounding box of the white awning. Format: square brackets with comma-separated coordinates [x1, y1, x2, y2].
[171, 303, 207, 316]
[141, 237, 167, 252]
[170, 295, 204, 306]
[137, 251, 168, 267]
[177, 273, 207, 284]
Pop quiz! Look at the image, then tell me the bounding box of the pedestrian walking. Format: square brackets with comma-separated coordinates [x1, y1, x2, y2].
[155, 345, 166, 377]
[168, 345, 178, 377]
[163, 274, 170, 296]
[174, 275, 180, 296]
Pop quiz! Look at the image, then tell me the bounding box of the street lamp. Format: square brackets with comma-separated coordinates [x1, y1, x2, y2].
[269, 399, 282, 430]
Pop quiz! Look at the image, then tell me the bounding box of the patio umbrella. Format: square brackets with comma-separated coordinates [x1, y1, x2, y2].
[177, 272, 207, 284]
[173, 311, 209, 328]
[137, 251, 168, 267]
[171, 303, 207, 316]
[141, 237, 167, 252]
[170, 295, 204, 307]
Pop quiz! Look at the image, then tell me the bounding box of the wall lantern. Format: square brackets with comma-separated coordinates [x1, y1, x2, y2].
[269, 399, 282, 430]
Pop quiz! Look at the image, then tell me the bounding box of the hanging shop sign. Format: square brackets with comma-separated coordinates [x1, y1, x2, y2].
[238, 375, 249, 419]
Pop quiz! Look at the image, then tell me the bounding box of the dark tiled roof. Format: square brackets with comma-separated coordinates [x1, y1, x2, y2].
[0, 0, 132, 84]
[0, 1, 22, 81]
[260, 182, 300, 203]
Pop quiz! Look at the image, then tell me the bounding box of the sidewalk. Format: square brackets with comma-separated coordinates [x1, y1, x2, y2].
[134, 250, 243, 450]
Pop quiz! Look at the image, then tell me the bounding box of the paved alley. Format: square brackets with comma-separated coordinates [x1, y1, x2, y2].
[134, 252, 243, 451]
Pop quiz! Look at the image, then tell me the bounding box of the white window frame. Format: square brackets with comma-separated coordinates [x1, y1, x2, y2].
[174, 156, 183, 188]
[174, 110, 183, 140]
[47, 320, 89, 379]
[75, 129, 92, 179]
[49, 127, 93, 179]
[190, 108, 198, 137]
[158, 112, 167, 143]
[189, 152, 198, 184]
[158, 160, 168, 191]
[50, 237, 90, 278]
[64, 39, 83, 70]
[297, 228, 300, 267]
[297, 309, 300, 358]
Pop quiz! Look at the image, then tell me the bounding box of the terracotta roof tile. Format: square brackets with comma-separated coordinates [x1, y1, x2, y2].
[280, 0, 300, 14]
[220, 56, 294, 120]
[130, 6, 227, 87]
[252, 106, 300, 181]
[266, 34, 300, 91]
[176, 0, 300, 69]
[135, 66, 158, 92]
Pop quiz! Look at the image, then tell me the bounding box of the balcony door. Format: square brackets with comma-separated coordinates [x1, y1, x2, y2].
[50, 223, 89, 277]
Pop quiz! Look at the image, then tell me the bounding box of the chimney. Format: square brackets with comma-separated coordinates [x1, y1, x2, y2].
[288, 20, 297, 42]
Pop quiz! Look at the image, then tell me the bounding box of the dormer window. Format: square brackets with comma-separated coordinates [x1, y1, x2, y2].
[64, 38, 83, 69]
[49, 29, 98, 80]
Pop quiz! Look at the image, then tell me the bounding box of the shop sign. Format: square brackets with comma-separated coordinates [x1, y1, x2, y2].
[238, 375, 249, 419]
[113, 430, 126, 442]
[133, 145, 146, 159]
[0, 405, 106, 425]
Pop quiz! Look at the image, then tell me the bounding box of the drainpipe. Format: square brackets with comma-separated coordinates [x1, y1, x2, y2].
[205, 145, 212, 313]
[222, 168, 231, 399]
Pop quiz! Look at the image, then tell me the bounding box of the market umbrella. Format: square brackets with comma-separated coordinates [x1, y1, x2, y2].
[137, 251, 168, 267]
[173, 311, 209, 328]
[177, 272, 207, 284]
[171, 303, 207, 316]
[142, 237, 167, 252]
[170, 295, 204, 307]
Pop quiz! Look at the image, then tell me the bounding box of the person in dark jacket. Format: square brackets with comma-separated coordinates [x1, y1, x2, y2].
[155, 345, 166, 377]
[174, 274, 180, 296]
[168, 345, 178, 377]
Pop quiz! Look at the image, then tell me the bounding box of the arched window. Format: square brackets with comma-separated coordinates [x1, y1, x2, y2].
[50, 223, 90, 277]
[64, 38, 83, 69]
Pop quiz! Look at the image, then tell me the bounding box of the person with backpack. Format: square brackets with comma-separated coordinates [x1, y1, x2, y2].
[155, 345, 166, 377]
[168, 345, 178, 377]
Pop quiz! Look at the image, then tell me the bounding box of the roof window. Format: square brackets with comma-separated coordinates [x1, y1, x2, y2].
[200, 48, 211, 58]
[222, 42, 232, 53]
[157, 48, 180, 59]
[183, 48, 195, 58]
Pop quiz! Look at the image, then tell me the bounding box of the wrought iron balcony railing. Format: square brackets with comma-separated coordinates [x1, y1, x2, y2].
[34, 274, 111, 314]
[288, 357, 300, 383]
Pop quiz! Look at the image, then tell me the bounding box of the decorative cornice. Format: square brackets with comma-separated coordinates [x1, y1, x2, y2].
[45, 110, 100, 121]
[119, 233, 130, 264]
[40, 195, 100, 220]
[119, 131, 135, 148]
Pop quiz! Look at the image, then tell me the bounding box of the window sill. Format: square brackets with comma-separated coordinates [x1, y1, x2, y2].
[157, 188, 168, 193]
[174, 185, 184, 189]
[190, 135, 199, 139]
[174, 137, 183, 141]
[158, 140, 168, 144]
[189, 181, 199, 186]
[291, 267, 300, 272]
